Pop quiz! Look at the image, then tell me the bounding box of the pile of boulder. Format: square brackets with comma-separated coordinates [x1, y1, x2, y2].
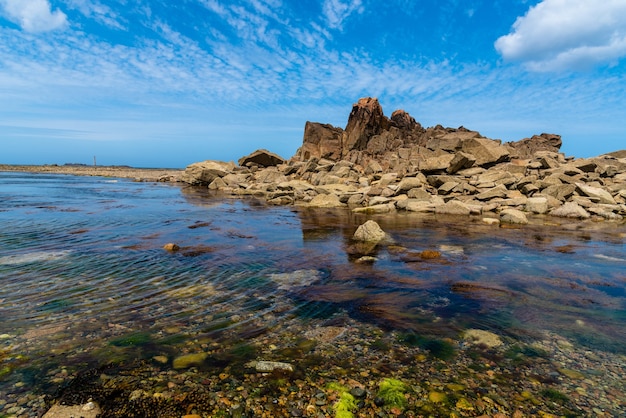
[181, 97, 626, 224]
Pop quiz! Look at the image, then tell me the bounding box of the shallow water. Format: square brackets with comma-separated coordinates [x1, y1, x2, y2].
[0, 172, 625, 414]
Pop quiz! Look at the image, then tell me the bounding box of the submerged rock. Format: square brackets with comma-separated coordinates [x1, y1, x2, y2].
[173, 352, 208, 369]
[462, 329, 503, 348]
[246, 360, 294, 373]
[43, 402, 101, 418]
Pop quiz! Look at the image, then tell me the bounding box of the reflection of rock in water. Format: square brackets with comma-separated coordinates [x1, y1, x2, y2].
[268, 269, 325, 290]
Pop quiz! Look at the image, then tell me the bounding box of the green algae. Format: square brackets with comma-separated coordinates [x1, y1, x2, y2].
[398, 333, 456, 360]
[327, 382, 357, 418]
[540, 388, 570, 404]
[377, 378, 408, 409]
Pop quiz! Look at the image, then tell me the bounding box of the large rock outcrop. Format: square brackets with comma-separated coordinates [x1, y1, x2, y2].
[179, 97, 626, 224]
[294, 97, 513, 171]
[506, 133, 562, 158]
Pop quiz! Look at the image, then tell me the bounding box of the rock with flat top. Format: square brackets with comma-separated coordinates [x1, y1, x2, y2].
[575, 183, 616, 204]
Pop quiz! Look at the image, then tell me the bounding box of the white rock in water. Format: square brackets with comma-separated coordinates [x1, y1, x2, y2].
[268, 269, 323, 290]
[247, 360, 294, 372]
[462, 329, 503, 348]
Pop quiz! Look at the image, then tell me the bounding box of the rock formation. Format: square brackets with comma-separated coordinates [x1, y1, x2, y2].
[238, 149, 285, 168]
[180, 97, 626, 224]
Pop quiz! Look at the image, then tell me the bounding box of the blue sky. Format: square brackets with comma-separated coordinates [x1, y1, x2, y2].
[1, 0, 625, 168]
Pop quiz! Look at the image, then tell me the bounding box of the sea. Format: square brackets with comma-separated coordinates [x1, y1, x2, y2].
[0, 171, 624, 416]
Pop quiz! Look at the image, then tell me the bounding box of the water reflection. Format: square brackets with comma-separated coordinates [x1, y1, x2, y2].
[1, 174, 625, 414]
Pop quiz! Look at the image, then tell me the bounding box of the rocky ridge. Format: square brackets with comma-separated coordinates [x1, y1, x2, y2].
[182, 97, 626, 224]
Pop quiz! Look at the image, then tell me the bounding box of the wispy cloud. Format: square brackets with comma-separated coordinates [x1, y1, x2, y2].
[63, 0, 126, 30]
[0, 0, 67, 32]
[0, 0, 624, 165]
[495, 0, 626, 71]
[322, 0, 363, 30]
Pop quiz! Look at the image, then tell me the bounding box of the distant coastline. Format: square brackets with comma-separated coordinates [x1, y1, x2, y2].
[0, 164, 182, 182]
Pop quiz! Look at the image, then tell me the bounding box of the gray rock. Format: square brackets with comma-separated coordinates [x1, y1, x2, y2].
[395, 176, 424, 194]
[475, 184, 508, 201]
[575, 183, 616, 204]
[500, 208, 529, 224]
[246, 360, 294, 373]
[435, 200, 471, 215]
[307, 193, 345, 208]
[550, 202, 591, 219]
[353, 220, 388, 242]
[526, 197, 549, 214]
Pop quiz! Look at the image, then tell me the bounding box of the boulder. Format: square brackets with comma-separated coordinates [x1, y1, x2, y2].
[447, 151, 476, 174]
[181, 160, 234, 185]
[575, 183, 616, 204]
[353, 220, 388, 242]
[550, 202, 590, 219]
[461, 137, 510, 167]
[295, 122, 344, 161]
[395, 176, 424, 194]
[307, 193, 345, 208]
[506, 133, 562, 158]
[238, 149, 285, 167]
[435, 200, 471, 216]
[43, 403, 101, 418]
[475, 184, 508, 201]
[419, 153, 455, 172]
[500, 208, 528, 225]
[526, 197, 549, 214]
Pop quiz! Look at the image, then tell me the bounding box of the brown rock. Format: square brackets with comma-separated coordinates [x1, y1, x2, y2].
[238, 149, 285, 167]
[461, 137, 510, 167]
[181, 160, 234, 185]
[296, 122, 344, 161]
[506, 133, 562, 158]
[447, 151, 476, 174]
[163, 243, 180, 252]
[344, 97, 389, 153]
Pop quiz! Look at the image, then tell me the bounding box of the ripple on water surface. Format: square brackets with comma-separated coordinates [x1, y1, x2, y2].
[0, 173, 625, 415]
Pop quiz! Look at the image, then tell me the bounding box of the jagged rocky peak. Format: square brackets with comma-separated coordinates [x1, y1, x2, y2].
[294, 97, 562, 169]
[343, 97, 389, 152]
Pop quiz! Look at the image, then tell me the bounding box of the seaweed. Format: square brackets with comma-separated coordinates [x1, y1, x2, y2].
[398, 333, 456, 360]
[327, 382, 358, 418]
[540, 388, 570, 404]
[377, 378, 408, 409]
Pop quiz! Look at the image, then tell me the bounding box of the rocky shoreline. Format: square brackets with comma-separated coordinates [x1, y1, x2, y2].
[179, 98, 626, 226]
[0, 164, 181, 183]
[3, 97, 626, 227]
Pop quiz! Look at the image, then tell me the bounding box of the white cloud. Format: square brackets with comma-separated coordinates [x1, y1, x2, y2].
[0, 0, 67, 33]
[322, 0, 363, 30]
[495, 0, 626, 71]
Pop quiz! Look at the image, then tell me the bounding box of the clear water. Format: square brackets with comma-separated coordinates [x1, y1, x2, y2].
[0, 172, 625, 401]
